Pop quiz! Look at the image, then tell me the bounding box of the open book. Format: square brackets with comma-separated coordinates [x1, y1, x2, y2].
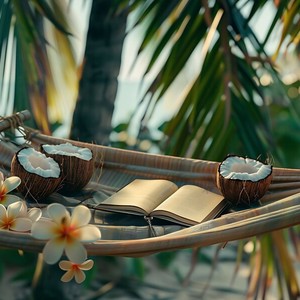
[96, 179, 229, 226]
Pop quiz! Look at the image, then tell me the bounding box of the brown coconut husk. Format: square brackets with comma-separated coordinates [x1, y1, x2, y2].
[11, 148, 62, 201]
[41, 144, 94, 195]
[216, 155, 273, 205]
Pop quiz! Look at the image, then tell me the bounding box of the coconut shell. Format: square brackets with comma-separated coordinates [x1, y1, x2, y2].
[41, 144, 94, 195]
[10, 148, 62, 201]
[216, 156, 273, 206]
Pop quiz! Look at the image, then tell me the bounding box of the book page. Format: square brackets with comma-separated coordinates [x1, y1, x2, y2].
[99, 179, 178, 215]
[151, 185, 226, 226]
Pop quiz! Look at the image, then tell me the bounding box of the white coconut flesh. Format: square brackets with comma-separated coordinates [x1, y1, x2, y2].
[17, 148, 60, 178]
[219, 156, 271, 182]
[42, 143, 92, 161]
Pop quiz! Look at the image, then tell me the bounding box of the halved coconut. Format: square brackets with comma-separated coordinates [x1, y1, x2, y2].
[11, 147, 62, 200]
[41, 142, 94, 194]
[216, 155, 272, 205]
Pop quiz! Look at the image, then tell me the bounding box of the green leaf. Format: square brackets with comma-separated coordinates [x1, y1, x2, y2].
[275, 0, 300, 55]
[262, 0, 289, 47]
[113, 122, 130, 133]
[131, 258, 145, 279]
[32, 0, 71, 35]
[0, 259, 3, 279]
[0, 1, 12, 45]
[12, 265, 36, 282]
[135, 0, 179, 54]
[142, 1, 201, 75]
[247, 0, 269, 22]
[192, 99, 225, 158]
[155, 251, 178, 268]
[11, 0, 36, 43]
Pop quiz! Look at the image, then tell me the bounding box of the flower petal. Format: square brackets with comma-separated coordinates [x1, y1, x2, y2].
[28, 208, 42, 222]
[80, 259, 94, 270]
[18, 201, 28, 216]
[1, 195, 21, 206]
[0, 223, 8, 230]
[65, 240, 87, 264]
[31, 218, 57, 239]
[76, 225, 101, 242]
[74, 269, 86, 284]
[61, 270, 74, 283]
[3, 176, 21, 193]
[0, 172, 4, 182]
[70, 205, 91, 227]
[11, 218, 32, 232]
[7, 201, 23, 218]
[0, 204, 7, 220]
[59, 260, 73, 271]
[47, 203, 70, 224]
[43, 238, 65, 264]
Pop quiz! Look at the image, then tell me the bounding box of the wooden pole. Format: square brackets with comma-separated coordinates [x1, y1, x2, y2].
[0, 110, 31, 132]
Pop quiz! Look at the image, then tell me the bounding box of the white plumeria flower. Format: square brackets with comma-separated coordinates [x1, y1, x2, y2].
[31, 203, 101, 265]
[59, 259, 94, 284]
[0, 172, 22, 206]
[0, 201, 41, 232]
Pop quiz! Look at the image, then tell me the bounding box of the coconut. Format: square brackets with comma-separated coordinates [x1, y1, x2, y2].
[11, 147, 62, 200]
[216, 155, 272, 205]
[41, 142, 94, 194]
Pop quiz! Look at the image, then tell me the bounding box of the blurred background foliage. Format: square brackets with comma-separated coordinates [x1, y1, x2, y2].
[0, 0, 299, 299]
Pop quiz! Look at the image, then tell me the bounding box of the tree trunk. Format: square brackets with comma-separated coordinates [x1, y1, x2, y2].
[70, 0, 127, 145]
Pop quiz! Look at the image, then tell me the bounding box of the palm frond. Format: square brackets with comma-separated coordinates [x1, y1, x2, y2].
[132, 0, 299, 163]
[274, 0, 300, 56]
[0, 0, 78, 133]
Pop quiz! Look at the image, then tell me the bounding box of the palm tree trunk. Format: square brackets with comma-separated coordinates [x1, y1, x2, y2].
[70, 0, 127, 145]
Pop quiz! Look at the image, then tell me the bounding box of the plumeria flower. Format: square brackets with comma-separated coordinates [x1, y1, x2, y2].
[59, 259, 94, 284]
[0, 172, 22, 206]
[0, 201, 42, 232]
[31, 203, 101, 265]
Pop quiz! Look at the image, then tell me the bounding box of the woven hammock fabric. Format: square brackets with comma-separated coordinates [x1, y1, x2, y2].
[0, 111, 300, 257]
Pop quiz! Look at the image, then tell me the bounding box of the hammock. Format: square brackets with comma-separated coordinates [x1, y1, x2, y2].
[1, 110, 300, 257]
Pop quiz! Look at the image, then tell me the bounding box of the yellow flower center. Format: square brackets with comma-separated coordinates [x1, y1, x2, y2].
[71, 263, 80, 271]
[56, 217, 80, 242]
[1, 216, 14, 230]
[0, 187, 6, 202]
